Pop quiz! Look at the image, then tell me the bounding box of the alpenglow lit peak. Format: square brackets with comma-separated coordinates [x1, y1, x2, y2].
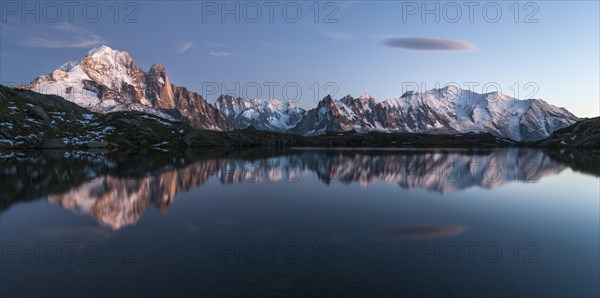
[22, 46, 579, 141]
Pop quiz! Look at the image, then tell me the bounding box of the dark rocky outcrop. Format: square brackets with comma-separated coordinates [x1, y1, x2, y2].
[533, 117, 600, 148]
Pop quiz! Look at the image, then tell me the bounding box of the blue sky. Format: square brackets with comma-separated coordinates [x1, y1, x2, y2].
[1, 1, 598, 117]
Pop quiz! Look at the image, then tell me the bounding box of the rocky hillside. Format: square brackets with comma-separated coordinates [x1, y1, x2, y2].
[1, 84, 189, 149]
[534, 117, 600, 148]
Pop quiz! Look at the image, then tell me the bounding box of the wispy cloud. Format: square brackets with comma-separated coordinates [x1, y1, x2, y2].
[381, 36, 477, 52]
[179, 42, 197, 53]
[321, 30, 354, 41]
[209, 51, 235, 58]
[12, 23, 103, 48]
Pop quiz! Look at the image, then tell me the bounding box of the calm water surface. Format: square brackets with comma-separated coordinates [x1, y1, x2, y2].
[1, 148, 598, 297]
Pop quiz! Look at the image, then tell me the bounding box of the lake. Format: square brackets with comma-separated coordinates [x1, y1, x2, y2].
[1, 148, 598, 297]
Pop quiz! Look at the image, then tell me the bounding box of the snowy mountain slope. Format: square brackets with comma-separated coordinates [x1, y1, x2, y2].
[215, 95, 306, 132]
[291, 86, 579, 141]
[23, 45, 235, 130]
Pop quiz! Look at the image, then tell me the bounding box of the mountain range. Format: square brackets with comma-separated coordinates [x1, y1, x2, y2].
[215, 94, 306, 132]
[22, 45, 579, 141]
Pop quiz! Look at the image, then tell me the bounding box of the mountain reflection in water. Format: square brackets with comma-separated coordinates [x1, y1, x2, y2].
[1, 148, 597, 230]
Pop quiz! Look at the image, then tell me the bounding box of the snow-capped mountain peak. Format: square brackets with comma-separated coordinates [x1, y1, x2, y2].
[23, 45, 235, 130]
[440, 84, 461, 94]
[215, 95, 306, 132]
[359, 92, 375, 101]
[86, 44, 117, 56]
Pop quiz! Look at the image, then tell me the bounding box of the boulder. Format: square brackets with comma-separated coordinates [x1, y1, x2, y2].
[27, 105, 50, 121]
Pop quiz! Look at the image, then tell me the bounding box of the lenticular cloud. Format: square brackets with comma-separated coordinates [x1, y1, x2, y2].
[382, 36, 477, 51]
